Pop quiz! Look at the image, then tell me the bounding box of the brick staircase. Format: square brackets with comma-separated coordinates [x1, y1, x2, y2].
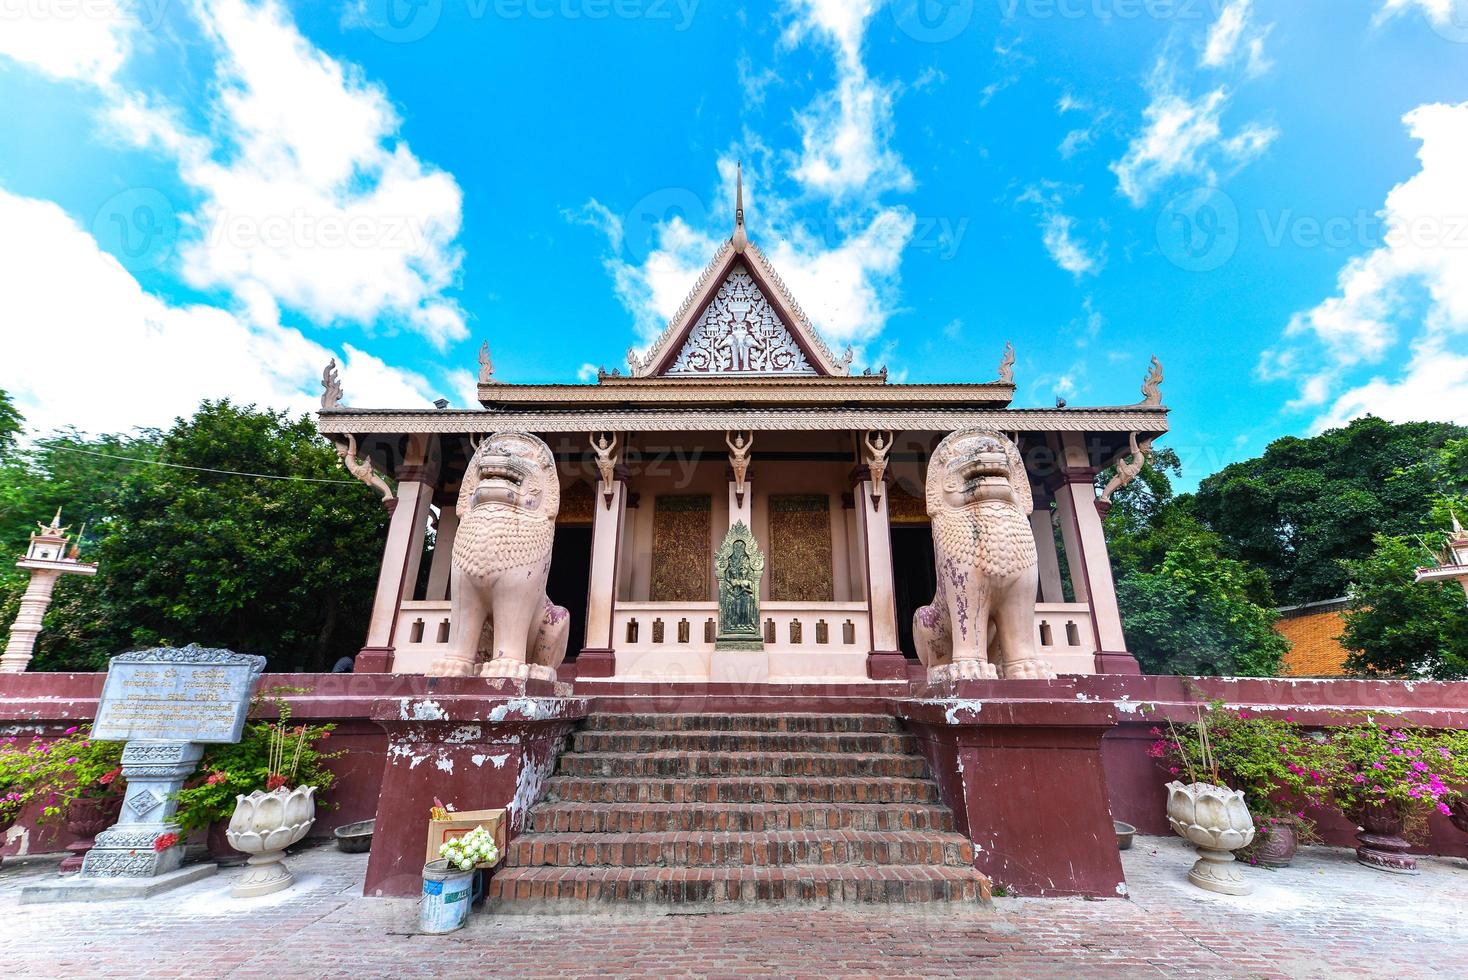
[487, 713, 984, 910]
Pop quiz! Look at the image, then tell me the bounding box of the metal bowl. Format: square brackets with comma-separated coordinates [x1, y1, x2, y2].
[1114, 820, 1137, 850]
[334, 819, 375, 854]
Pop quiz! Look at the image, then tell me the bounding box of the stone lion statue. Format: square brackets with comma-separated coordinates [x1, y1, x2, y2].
[912, 429, 1056, 681]
[427, 431, 570, 680]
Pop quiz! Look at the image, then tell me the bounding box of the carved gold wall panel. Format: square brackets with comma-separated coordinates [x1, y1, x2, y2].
[886, 478, 929, 525]
[558, 479, 596, 524]
[768, 494, 834, 601]
[650, 495, 711, 601]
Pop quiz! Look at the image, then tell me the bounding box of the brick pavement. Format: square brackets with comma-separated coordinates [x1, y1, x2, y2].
[1, 833, 1464, 978]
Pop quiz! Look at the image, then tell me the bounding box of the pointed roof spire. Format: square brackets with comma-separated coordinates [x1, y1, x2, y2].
[732, 160, 747, 253]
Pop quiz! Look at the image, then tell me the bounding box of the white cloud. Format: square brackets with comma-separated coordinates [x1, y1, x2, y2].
[0, 189, 433, 437]
[1058, 128, 1093, 160]
[1266, 100, 1468, 430]
[1202, 0, 1271, 76]
[1111, 63, 1277, 206]
[0, 0, 132, 85]
[1018, 184, 1103, 278]
[74, 0, 466, 349]
[782, 0, 912, 198]
[1378, 0, 1468, 29]
[573, 4, 918, 370]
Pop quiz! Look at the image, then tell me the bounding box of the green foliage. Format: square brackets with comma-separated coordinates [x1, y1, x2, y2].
[0, 727, 124, 825]
[172, 693, 338, 832]
[0, 393, 388, 672]
[1339, 535, 1468, 679]
[1155, 704, 1327, 826]
[1192, 416, 1467, 604]
[0, 390, 21, 460]
[1115, 535, 1288, 677]
[1321, 722, 1468, 832]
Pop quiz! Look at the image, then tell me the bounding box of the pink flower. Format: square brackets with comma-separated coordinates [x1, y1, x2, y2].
[65, 757, 77, 765]
[1390, 747, 1404, 755]
[1440, 803, 1453, 816]
[1372, 762, 1386, 770]
[1353, 774, 1366, 784]
[1168, 767, 1180, 775]
[1238, 709, 1251, 719]
[63, 726, 78, 735]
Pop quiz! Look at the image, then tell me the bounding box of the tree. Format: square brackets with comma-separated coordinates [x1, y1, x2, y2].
[1114, 532, 1288, 677]
[1192, 416, 1467, 605]
[1339, 534, 1468, 680]
[0, 390, 21, 460]
[9, 400, 388, 672]
[1101, 447, 1287, 676]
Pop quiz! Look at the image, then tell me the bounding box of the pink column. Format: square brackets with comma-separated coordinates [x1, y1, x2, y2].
[356, 440, 438, 673]
[853, 469, 905, 681]
[1056, 434, 1139, 675]
[576, 478, 625, 679]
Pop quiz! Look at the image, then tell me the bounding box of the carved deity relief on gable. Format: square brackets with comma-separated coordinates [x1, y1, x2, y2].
[666, 268, 816, 376]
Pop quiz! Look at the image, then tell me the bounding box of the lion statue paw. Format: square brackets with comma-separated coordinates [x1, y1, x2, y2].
[479, 658, 532, 680]
[930, 657, 999, 682]
[426, 656, 478, 677]
[1001, 658, 1058, 680]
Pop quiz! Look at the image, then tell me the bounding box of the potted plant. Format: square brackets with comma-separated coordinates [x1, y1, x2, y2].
[1321, 721, 1462, 875]
[0, 727, 125, 872]
[168, 691, 337, 897]
[1154, 704, 1327, 868]
[1160, 709, 1257, 895]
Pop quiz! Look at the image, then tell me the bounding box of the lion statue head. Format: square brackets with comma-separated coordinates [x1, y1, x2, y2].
[926, 429, 1031, 517]
[453, 431, 559, 579]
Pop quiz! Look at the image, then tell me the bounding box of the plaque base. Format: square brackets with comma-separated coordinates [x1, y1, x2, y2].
[20, 863, 218, 904]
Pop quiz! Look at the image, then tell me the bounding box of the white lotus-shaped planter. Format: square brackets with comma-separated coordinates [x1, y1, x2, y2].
[226, 786, 316, 898]
[1165, 781, 1256, 895]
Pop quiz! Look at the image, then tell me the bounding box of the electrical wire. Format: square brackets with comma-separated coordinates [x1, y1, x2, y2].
[43, 444, 359, 486]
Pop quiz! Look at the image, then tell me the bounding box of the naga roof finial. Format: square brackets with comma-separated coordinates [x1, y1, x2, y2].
[732, 160, 748, 253]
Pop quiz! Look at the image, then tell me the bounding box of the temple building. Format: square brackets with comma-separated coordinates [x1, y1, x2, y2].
[318, 175, 1168, 684]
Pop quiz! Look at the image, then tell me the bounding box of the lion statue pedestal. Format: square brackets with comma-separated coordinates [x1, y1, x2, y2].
[913, 429, 1057, 683]
[427, 431, 570, 682]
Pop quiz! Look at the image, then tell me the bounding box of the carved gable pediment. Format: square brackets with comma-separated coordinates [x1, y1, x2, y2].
[667, 266, 815, 376]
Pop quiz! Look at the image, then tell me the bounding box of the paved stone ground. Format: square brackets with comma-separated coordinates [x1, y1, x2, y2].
[1, 834, 1464, 978]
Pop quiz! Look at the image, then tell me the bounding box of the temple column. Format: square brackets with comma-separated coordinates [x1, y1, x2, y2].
[1030, 493, 1065, 603]
[1055, 433, 1139, 675]
[357, 438, 437, 673]
[578, 475, 626, 679]
[853, 468, 905, 681]
[424, 503, 458, 602]
[1, 570, 60, 673]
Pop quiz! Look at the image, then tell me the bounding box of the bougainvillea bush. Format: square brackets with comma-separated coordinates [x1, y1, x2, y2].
[1321, 721, 1468, 840]
[1154, 703, 1330, 829]
[0, 727, 123, 826]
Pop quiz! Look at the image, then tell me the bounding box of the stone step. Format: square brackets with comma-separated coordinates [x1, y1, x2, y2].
[557, 751, 928, 780]
[546, 775, 941, 805]
[487, 864, 982, 909]
[507, 830, 975, 869]
[527, 801, 957, 834]
[570, 730, 919, 755]
[580, 713, 901, 734]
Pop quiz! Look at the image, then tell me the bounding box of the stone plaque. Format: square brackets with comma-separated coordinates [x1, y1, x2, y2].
[93, 644, 266, 743]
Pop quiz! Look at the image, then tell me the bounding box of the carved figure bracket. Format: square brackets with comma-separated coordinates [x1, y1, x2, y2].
[590, 431, 620, 510]
[337, 434, 395, 504]
[726, 430, 753, 505]
[998, 340, 1015, 384]
[1099, 431, 1154, 503]
[863, 430, 893, 510]
[478, 342, 495, 384]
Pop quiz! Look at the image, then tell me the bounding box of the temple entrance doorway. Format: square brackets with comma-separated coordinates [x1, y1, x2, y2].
[890, 524, 936, 660]
[548, 525, 592, 661]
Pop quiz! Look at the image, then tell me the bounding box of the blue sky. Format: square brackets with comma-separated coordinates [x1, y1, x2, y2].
[1, 0, 1466, 488]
